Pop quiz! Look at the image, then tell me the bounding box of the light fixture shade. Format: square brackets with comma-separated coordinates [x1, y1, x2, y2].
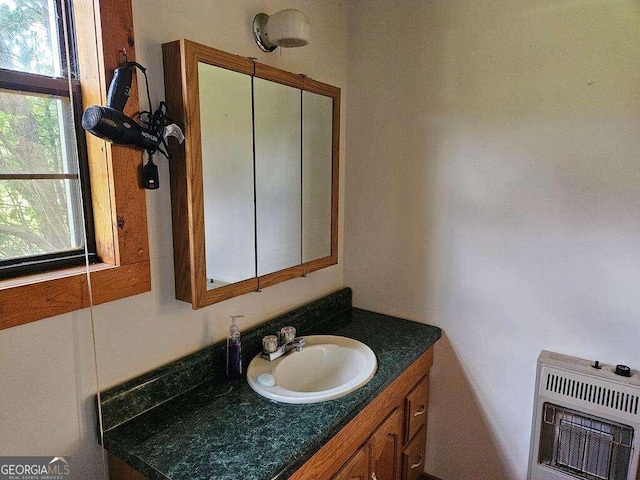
[267, 9, 310, 48]
[253, 9, 310, 52]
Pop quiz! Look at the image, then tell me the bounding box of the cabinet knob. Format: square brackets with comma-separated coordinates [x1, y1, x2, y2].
[413, 404, 426, 417]
[410, 454, 424, 470]
[371, 473, 378, 480]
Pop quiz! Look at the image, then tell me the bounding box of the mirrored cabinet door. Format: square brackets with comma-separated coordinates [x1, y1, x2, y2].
[163, 40, 339, 308]
[302, 90, 333, 263]
[253, 77, 302, 277]
[199, 63, 256, 289]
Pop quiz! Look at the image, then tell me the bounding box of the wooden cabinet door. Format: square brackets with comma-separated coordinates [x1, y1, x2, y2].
[333, 444, 369, 480]
[369, 409, 403, 480]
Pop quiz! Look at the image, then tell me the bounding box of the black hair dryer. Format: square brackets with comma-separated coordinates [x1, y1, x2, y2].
[81, 60, 183, 190]
[81, 105, 161, 150]
[82, 61, 159, 150]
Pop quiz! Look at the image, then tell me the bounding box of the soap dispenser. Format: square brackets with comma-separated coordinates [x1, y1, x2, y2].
[226, 315, 244, 378]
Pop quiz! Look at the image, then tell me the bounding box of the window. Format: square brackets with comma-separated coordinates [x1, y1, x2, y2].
[0, 0, 95, 279]
[0, 0, 151, 331]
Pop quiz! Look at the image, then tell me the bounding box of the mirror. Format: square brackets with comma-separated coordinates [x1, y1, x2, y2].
[254, 77, 302, 277]
[199, 63, 255, 288]
[162, 39, 339, 308]
[302, 90, 333, 263]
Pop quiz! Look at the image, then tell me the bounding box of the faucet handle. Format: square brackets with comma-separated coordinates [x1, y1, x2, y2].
[280, 326, 296, 343]
[262, 335, 279, 353]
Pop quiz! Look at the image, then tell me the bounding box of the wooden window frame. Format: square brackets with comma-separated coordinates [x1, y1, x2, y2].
[0, 0, 151, 330]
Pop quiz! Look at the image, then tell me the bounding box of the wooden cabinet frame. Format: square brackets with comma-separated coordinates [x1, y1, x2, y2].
[162, 39, 340, 309]
[0, 0, 151, 330]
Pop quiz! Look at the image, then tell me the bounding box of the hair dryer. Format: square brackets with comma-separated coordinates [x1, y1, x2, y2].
[81, 58, 182, 190]
[81, 105, 161, 151]
[82, 59, 161, 151]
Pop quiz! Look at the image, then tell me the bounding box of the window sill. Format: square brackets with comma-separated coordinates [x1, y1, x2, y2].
[0, 261, 150, 330]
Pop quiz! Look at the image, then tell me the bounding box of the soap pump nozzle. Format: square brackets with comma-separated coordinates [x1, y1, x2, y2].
[229, 315, 243, 337]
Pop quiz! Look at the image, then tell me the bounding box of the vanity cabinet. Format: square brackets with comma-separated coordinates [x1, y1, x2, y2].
[107, 347, 433, 480]
[289, 348, 433, 480]
[109, 347, 433, 480]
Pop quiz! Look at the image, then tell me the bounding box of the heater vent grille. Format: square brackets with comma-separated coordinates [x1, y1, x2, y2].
[530, 352, 640, 480]
[544, 372, 640, 417]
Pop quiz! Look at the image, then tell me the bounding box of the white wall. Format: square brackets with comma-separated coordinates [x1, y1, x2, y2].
[0, 2, 346, 477]
[0, 310, 106, 479]
[345, 1, 640, 479]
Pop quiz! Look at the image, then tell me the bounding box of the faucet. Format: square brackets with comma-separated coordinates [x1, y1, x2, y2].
[261, 326, 306, 361]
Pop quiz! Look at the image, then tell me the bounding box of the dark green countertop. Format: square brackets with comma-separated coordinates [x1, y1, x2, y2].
[101, 290, 441, 480]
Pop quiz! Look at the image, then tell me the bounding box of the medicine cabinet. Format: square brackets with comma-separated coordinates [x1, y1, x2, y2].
[162, 39, 340, 308]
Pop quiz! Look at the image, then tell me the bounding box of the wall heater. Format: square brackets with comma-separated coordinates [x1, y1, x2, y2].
[528, 351, 640, 480]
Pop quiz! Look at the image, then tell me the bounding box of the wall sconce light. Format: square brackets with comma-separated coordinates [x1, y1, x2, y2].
[252, 9, 310, 52]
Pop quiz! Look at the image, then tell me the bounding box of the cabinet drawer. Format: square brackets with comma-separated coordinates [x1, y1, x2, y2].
[402, 425, 427, 480]
[404, 375, 428, 444]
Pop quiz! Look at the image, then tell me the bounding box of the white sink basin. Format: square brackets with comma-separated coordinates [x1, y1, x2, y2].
[246, 335, 377, 404]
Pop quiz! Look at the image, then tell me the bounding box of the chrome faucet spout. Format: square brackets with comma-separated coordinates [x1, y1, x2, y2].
[290, 337, 306, 352]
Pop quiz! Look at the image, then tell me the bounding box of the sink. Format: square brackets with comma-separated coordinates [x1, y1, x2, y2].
[246, 335, 377, 404]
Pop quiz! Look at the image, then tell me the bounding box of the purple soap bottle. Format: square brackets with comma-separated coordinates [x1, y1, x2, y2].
[226, 315, 243, 378]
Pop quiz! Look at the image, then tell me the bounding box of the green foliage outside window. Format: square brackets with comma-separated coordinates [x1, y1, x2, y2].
[0, 0, 86, 266]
